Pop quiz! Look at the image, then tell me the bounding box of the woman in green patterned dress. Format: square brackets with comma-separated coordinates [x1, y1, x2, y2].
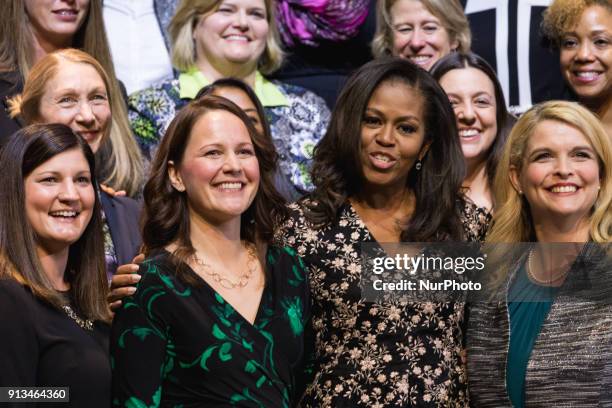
[111, 95, 310, 407]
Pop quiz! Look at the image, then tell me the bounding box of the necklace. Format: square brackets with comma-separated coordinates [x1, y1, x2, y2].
[192, 243, 258, 290]
[526, 250, 565, 286]
[62, 304, 94, 331]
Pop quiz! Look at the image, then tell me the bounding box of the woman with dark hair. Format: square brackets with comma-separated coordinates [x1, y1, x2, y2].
[196, 78, 302, 201]
[108, 77, 299, 309]
[275, 57, 482, 406]
[111, 96, 310, 406]
[0, 124, 111, 407]
[431, 52, 514, 235]
[8, 49, 142, 278]
[542, 0, 612, 137]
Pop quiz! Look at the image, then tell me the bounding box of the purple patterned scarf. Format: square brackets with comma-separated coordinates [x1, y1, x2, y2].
[276, 0, 370, 47]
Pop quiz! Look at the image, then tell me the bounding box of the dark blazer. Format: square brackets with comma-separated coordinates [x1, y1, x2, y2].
[0, 70, 24, 146]
[100, 191, 142, 267]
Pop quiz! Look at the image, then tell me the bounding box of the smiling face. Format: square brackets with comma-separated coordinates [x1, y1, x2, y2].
[511, 120, 601, 225]
[25, 148, 95, 255]
[559, 5, 612, 105]
[360, 79, 428, 191]
[38, 61, 111, 153]
[25, 0, 90, 47]
[168, 110, 260, 225]
[390, 0, 457, 70]
[194, 0, 269, 72]
[439, 67, 498, 167]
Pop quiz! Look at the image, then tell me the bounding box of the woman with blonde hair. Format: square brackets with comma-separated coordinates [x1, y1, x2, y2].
[468, 100, 612, 407]
[542, 0, 612, 137]
[0, 0, 143, 197]
[372, 0, 471, 71]
[129, 0, 330, 193]
[8, 49, 142, 278]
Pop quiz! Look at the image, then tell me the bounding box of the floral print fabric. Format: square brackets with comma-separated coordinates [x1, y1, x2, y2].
[111, 246, 310, 407]
[275, 200, 484, 407]
[127, 78, 330, 192]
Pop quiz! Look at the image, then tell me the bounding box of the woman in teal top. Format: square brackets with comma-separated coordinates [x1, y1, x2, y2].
[506, 262, 559, 407]
[128, 0, 330, 193]
[467, 100, 612, 407]
[111, 96, 310, 407]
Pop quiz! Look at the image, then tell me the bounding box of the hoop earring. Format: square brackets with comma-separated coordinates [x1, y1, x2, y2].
[415, 160, 422, 171]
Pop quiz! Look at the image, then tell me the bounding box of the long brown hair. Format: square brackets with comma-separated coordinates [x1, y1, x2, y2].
[0, 2, 143, 197]
[142, 96, 286, 282]
[0, 124, 110, 322]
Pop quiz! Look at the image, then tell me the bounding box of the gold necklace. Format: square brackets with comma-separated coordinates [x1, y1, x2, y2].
[62, 304, 94, 331]
[192, 243, 258, 290]
[526, 250, 565, 286]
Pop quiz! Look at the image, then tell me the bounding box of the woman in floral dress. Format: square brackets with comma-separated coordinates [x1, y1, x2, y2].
[276, 57, 486, 407]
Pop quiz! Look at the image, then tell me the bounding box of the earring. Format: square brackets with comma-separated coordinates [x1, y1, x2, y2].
[415, 160, 422, 171]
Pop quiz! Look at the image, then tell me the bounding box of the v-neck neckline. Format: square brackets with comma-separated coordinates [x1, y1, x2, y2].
[165, 249, 269, 327]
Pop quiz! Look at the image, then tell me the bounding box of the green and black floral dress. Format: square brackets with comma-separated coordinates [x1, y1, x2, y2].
[111, 246, 310, 408]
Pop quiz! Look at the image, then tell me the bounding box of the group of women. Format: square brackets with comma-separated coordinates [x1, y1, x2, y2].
[0, 0, 610, 407]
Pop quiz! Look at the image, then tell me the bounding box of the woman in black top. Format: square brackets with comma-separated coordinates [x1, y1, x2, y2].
[0, 124, 111, 407]
[275, 57, 483, 406]
[111, 96, 310, 407]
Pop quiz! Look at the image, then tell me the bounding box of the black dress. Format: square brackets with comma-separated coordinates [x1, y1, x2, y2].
[0, 279, 110, 408]
[111, 246, 310, 407]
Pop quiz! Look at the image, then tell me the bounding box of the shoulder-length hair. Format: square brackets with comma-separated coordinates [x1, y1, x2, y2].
[142, 95, 286, 281]
[169, 0, 284, 75]
[487, 100, 612, 243]
[372, 0, 471, 59]
[309, 57, 465, 242]
[7, 48, 144, 197]
[430, 52, 510, 191]
[0, 124, 109, 322]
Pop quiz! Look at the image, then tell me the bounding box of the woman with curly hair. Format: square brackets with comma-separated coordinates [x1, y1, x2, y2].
[542, 0, 612, 137]
[275, 57, 486, 407]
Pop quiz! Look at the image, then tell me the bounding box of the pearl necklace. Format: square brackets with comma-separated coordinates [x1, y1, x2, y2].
[192, 244, 258, 290]
[526, 250, 566, 286]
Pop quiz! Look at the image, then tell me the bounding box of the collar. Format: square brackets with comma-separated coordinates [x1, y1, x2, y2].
[178, 68, 288, 107]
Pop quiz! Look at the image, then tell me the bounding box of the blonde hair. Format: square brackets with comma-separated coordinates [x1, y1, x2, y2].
[7, 49, 143, 197]
[487, 100, 612, 243]
[169, 0, 284, 75]
[542, 0, 612, 45]
[372, 0, 471, 59]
